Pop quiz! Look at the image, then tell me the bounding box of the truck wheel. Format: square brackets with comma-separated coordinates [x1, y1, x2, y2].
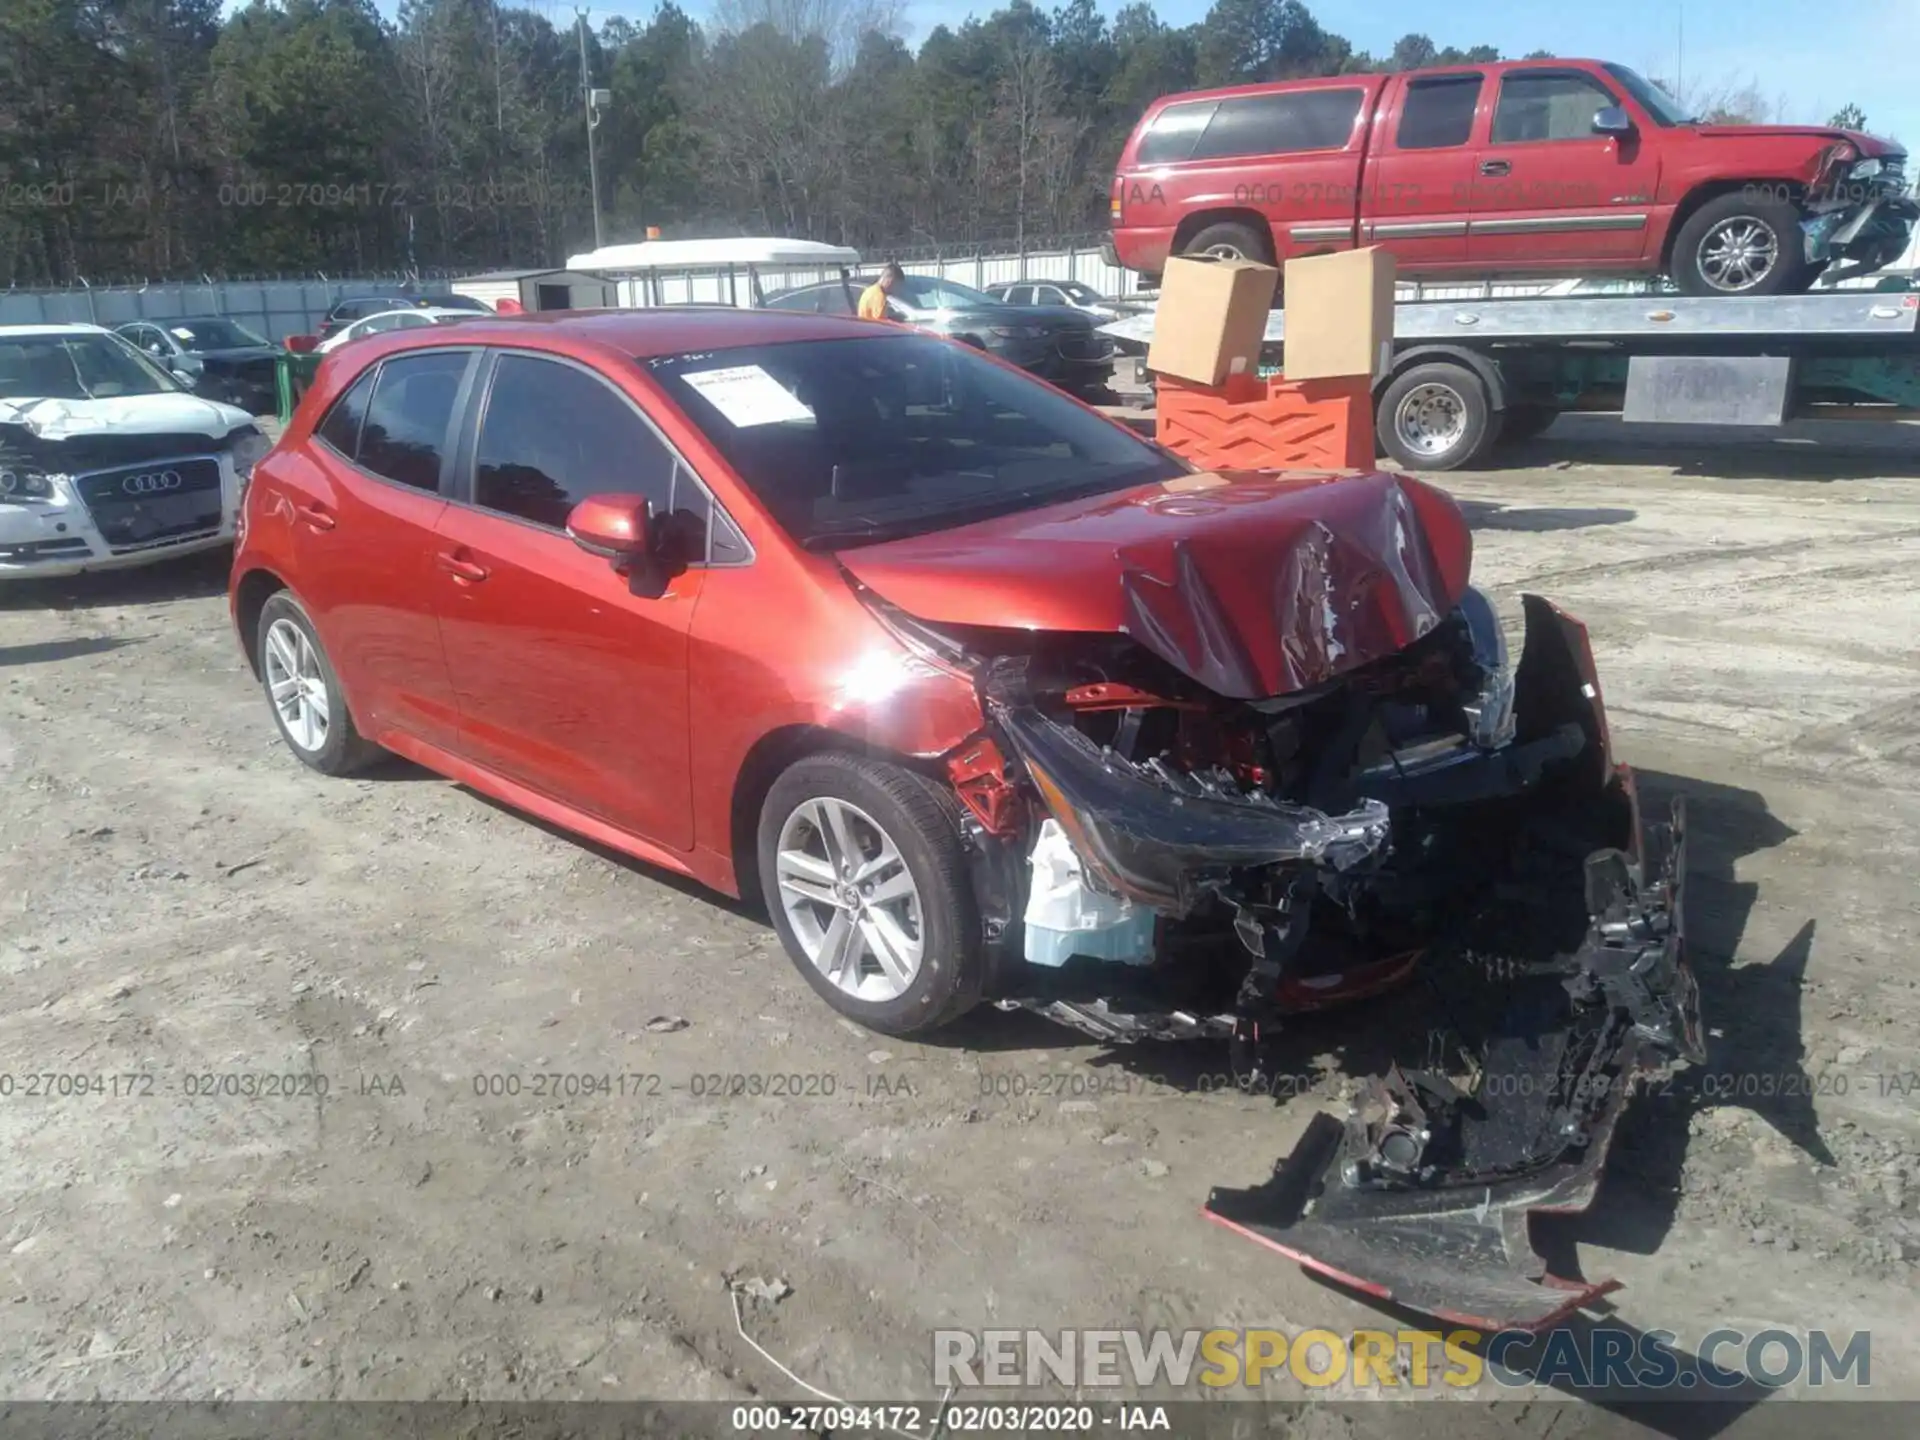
[1181, 222, 1272, 265]
[758, 752, 984, 1037]
[1671, 194, 1809, 296]
[1376, 363, 1494, 472]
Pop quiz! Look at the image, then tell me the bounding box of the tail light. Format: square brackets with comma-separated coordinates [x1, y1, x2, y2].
[1110, 176, 1123, 222]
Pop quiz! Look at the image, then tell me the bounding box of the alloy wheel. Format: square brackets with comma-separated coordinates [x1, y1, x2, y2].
[774, 797, 925, 1002]
[1698, 217, 1780, 292]
[264, 617, 330, 753]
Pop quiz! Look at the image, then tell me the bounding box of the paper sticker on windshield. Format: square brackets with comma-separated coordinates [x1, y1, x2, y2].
[170, 328, 195, 340]
[680, 365, 812, 427]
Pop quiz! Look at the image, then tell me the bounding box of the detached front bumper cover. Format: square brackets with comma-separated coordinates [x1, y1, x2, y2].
[1205, 790, 1702, 1332]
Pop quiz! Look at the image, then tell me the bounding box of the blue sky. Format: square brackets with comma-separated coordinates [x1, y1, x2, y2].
[908, 0, 1916, 145]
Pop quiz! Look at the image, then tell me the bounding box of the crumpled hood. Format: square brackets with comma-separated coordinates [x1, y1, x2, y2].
[0, 392, 253, 441]
[1690, 124, 1903, 157]
[837, 469, 1474, 700]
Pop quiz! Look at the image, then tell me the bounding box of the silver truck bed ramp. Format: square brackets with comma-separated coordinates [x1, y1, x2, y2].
[1098, 291, 1920, 348]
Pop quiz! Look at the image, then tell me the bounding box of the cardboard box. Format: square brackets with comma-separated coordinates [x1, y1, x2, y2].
[1146, 256, 1279, 387]
[1281, 247, 1398, 382]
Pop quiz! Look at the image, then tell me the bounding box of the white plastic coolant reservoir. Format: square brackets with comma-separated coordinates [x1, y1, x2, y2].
[1021, 818, 1158, 967]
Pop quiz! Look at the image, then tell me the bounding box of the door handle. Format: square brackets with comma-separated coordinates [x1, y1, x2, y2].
[298, 501, 336, 532]
[1479, 159, 1511, 176]
[436, 550, 489, 584]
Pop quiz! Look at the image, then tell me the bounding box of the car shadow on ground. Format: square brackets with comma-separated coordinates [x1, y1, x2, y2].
[1477, 416, 1920, 482]
[0, 635, 139, 667]
[0, 548, 232, 612]
[1457, 500, 1638, 532]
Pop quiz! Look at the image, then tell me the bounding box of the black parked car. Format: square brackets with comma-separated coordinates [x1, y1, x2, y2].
[761, 274, 1113, 397]
[115, 316, 285, 417]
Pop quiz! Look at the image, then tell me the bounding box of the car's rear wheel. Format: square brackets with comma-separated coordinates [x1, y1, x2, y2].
[1671, 194, 1810, 296]
[758, 752, 983, 1036]
[256, 591, 381, 776]
[1181, 221, 1273, 266]
[1375, 362, 1494, 472]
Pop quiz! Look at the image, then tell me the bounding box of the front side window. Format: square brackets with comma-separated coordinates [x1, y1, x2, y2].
[642, 333, 1188, 549]
[1397, 75, 1484, 150]
[356, 350, 468, 492]
[473, 354, 676, 530]
[1492, 71, 1621, 143]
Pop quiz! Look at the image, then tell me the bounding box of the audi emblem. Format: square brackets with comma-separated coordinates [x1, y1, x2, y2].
[122, 470, 183, 495]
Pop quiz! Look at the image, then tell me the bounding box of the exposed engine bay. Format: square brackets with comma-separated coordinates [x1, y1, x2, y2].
[883, 582, 1705, 1331]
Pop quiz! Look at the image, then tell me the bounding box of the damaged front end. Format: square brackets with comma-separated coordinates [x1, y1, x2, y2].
[918, 585, 1704, 1329]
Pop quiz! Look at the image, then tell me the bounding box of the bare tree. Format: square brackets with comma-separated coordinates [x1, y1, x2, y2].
[992, 31, 1066, 260]
[710, 0, 902, 74]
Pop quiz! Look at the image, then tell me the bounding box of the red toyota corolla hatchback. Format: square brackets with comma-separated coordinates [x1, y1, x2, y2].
[230, 306, 1703, 1326]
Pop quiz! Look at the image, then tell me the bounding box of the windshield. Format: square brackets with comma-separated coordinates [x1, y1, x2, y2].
[0, 333, 182, 401]
[1602, 64, 1693, 126]
[426, 295, 492, 312]
[642, 333, 1187, 548]
[167, 318, 270, 350]
[1058, 282, 1104, 305]
[891, 276, 1002, 311]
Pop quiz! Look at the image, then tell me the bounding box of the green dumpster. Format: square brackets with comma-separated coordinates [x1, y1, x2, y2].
[276, 352, 325, 424]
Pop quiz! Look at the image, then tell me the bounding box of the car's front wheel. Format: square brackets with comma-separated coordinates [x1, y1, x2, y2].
[256, 591, 381, 776]
[757, 752, 984, 1036]
[1671, 193, 1811, 296]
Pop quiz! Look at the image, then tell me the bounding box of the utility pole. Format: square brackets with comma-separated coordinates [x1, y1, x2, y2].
[575, 8, 607, 250]
[1676, 4, 1685, 108]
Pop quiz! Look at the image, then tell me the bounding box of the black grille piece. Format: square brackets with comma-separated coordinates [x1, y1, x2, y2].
[76, 456, 224, 551]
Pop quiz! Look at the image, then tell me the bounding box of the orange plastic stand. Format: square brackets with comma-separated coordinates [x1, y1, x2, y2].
[1154, 371, 1375, 471]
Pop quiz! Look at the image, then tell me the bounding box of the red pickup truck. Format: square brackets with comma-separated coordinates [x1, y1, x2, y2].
[1108, 59, 1915, 296]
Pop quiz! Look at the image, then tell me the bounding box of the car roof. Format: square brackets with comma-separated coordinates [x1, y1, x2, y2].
[360, 307, 890, 359]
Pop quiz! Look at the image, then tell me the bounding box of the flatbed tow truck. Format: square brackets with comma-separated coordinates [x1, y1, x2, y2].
[1097, 286, 1920, 469]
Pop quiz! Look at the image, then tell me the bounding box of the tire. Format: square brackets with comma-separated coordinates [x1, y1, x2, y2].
[758, 752, 983, 1037]
[1375, 362, 1494, 472]
[1498, 403, 1561, 445]
[1670, 193, 1810, 296]
[255, 591, 382, 776]
[1180, 221, 1273, 266]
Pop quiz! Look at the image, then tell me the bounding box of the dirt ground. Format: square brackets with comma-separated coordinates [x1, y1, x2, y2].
[2, 414, 1918, 1433]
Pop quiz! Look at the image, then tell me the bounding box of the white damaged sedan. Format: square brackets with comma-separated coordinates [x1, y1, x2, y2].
[0, 324, 270, 579]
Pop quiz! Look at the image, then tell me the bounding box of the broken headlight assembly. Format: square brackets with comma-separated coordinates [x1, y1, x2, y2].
[0, 465, 55, 503]
[228, 427, 272, 488]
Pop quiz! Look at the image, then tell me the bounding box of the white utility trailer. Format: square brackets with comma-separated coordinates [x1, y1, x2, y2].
[564, 237, 863, 310]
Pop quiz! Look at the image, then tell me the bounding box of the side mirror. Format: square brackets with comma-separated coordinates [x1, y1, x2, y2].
[1593, 106, 1634, 136]
[567, 493, 651, 564]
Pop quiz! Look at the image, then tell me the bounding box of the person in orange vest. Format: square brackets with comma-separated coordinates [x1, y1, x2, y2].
[857, 262, 905, 321]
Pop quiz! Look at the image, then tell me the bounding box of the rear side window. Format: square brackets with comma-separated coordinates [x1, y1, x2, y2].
[357, 351, 468, 492]
[315, 369, 377, 457]
[1136, 101, 1217, 163]
[1492, 70, 1618, 143]
[1396, 75, 1484, 150]
[1180, 90, 1363, 162]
